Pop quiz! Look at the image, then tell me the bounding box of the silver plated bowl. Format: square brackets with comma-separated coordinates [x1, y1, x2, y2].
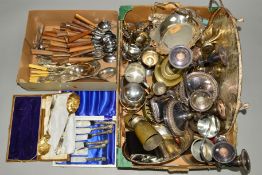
[186, 72, 219, 101]
[120, 83, 146, 111]
[150, 8, 202, 54]
[189, 89, 214, 112]
[191, 138, 214, 162]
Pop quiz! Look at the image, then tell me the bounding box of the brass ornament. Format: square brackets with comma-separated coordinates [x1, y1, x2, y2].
[160, 58, 182, 80]
[126, 114, 163, 151]
[154, 59, 183, 87]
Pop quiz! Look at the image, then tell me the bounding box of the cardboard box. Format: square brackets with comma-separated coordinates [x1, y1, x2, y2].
[116, 4, 242, 173]
[17, 10, 118, 91]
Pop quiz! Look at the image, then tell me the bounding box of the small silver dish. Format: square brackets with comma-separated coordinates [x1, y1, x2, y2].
[152, 82, 167, 96]
[197, 115, 220, 138]
[186, 72, 219, 101]
[212, 141, 237, 164]
[189, 89, 214, 112]
[168, 45, 193, 69]
[141, 50, 159, 68]
[191, 138, 214, 162]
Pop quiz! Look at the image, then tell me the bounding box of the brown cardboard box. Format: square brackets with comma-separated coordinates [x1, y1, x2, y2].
[17, 10, 118, 91]
[116, 4, 242, 173]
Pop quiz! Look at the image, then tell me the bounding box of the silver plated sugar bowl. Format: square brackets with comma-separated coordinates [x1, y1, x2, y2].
[120, 82, 146, 111]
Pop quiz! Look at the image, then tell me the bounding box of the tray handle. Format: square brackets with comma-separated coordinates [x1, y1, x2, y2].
[167, 167, 189, 173]
[152, 2, 181, 13]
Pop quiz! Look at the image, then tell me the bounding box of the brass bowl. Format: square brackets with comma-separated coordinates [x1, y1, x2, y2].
[154, 59, 182, 87]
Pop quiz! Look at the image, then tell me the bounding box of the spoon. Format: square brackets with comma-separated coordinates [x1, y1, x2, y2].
[73, 67, 116, 81]
[35, 60, 101, 83]
[37, 95, 56, 155]
[55, 93, 80, 154]
[103, 53, 117, 63]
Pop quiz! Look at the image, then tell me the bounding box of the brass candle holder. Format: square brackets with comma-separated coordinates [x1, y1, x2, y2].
[124, 114, 163, 151]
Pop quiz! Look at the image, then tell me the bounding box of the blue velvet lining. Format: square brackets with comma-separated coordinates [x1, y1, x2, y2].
[8, 96, 41, 160]
[73, 91, 116, 117]
[56, 91, 116, 165]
